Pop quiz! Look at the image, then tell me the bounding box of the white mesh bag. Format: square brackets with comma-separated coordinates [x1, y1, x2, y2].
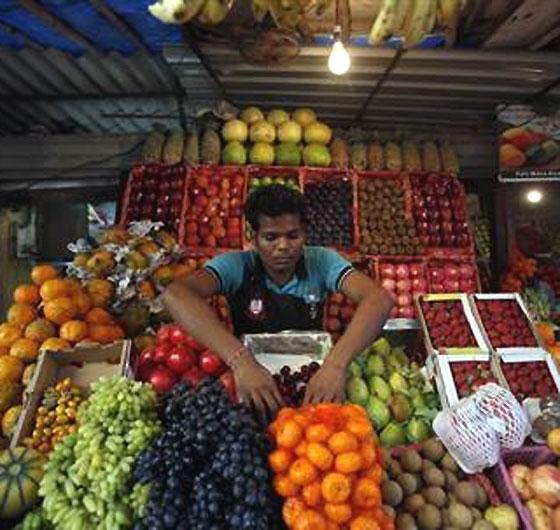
[433, 383, 530, 473]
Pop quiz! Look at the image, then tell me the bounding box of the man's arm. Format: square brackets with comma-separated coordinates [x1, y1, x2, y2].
[304, 271, 394, 403]
[162, 270, 283, 421]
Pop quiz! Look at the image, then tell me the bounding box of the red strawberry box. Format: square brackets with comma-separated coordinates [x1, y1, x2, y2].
[470, 294, 543, 354]
[434, 354, 505, 407]
[416, 294, 490, 355]
[499, 355, 560, 402]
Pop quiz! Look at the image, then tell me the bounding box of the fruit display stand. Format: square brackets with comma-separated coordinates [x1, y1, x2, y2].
[10, 340, 131, 448]
[415, 294, 491, 356]
[426, 257, 480, 294]
[469, 294, 545, 355]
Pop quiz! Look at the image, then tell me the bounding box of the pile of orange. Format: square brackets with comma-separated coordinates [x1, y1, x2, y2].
[269, 403, 393, 530]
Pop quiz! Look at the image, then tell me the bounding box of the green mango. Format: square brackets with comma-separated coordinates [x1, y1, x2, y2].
[389, 392, 412, 423]
[366, 396, 391, 430]
[349, 361, 363, 378]
[346, 376, 369, 406]
[389, 372, 409, 393]
[406, 418, 432, 443]
[411, 393, 426, 410]
[379, 421, 407, 448]
[369, 375, 392, 402]
[391, 345, 409, 366]
[371, 337, 391, 357]
[366, 355, 386, 377]
[423, 391, 441, 409]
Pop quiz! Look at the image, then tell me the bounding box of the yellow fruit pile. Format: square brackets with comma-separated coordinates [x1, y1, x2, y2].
[24, 377, 82, 454]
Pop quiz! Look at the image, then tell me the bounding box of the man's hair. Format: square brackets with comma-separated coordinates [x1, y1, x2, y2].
[245, 184, 305, 232]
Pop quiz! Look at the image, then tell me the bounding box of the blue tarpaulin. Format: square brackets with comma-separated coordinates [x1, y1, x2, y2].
[0, 0, 182, 55]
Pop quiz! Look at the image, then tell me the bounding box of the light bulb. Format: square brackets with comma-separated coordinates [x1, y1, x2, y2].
[328, 40, 350, 75]
[526, 189, 543, 203]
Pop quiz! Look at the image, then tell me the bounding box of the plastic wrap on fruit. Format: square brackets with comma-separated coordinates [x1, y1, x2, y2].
[243, 331, 331, 358]
[379, 421, 407, 447]
[531, 396, 560, 438]
[484, 506, 519, 530]
[406, 417, 431, 443]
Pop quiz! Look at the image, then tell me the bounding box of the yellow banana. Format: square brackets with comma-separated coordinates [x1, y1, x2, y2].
[403, 0, 437, 48]
[369, 0, 400, 45]
[437, 0, 461, 47]
[252, 0, 270, 22]
[394, 0, 412, 34]
[197, 0, 232, 25]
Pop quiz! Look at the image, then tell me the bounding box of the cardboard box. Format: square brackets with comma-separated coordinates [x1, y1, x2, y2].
[469, 293, 546, 356]
[415, 293, 490, 356]
[433, 353, 507, 407]
[10, 340, 131, 448]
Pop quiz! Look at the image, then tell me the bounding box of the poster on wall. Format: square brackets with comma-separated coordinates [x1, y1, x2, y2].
[497, 104, 560, 182]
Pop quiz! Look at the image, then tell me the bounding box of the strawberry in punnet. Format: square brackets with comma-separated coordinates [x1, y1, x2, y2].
[451, 361, 498, 398]
[476, 299, 538, 348]
[421, 300, 477, 350]
[500, 360, 557, 401]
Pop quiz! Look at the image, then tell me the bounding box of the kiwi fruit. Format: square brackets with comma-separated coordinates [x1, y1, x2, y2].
[417, 504, 442, 530]
[440, 453, 459, 473]
[454, 482, 477, 507]
[443, 470, 458, 490]
[448, 503, 473, 529]
[397, 473, 420, 495]
[473, 483, 488, 510]
[472, 521, 496, 530]
[424, 467, 445, 488]
[404, 494, 426, 514]
[387, 458, 403, 479]
[422, 459, 436, 474]
[382, 480, 404, 507]
[471, 508, 482, 521]
[423, 486, 447, 508]
[443, 527, 460, 530]
[397, 513, 419, 530]
[401, 449, 423, 473]
[384, 505, 396, 519]
[422, 439, 445, 462]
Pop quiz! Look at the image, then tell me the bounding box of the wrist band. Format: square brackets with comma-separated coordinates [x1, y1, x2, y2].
[227, 346, 250, 369]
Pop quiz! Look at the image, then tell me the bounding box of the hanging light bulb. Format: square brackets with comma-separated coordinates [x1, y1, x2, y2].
[328, 25, 350, 75]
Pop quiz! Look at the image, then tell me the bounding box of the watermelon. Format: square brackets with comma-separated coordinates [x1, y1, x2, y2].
[0, 447, 45, 519]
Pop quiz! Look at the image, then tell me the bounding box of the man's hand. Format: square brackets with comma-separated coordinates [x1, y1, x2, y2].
[233, 356, 284, 424]
[303, 358, 346, 404]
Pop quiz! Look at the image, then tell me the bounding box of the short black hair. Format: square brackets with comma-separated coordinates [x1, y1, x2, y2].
[245, 184, 305, 232]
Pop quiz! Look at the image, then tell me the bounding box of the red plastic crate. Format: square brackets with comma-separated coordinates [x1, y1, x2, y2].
[487, 446, 556, 530]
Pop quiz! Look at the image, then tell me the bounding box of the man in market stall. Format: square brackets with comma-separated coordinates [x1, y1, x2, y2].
[163, 184, 393, 421]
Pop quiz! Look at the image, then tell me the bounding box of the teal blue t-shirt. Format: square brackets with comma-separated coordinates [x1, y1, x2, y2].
[204, 246, 353, 302]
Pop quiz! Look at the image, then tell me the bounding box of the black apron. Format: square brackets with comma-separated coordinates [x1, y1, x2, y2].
[228, 257, 323, 336]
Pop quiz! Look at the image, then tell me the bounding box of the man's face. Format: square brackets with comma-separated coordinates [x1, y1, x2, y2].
[253, 213, 305, 274]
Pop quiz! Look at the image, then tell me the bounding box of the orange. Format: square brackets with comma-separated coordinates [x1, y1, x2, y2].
[307, 442, 334, 471]
[153, 265, 174, 286]
[0, 346, 8, 357]
[9, 338, 39, 363]
[328, 431, 359, 455]
[0, 323, 23, 348]
[31, 264, 59, 286]
[39, 337, 71, 353]
[295, 440, 309, 457]
[0, 355, 25, 383]
[346, 418, 373, 440]
[326, 522, 341, 530]
[25, 319, 56, 343]
[89, 324, 124, 344]
[360, 441, 377, 468]
[324, 503, 352, 524]
[294, 509, 327, 530]
[72, 291, 93, 317]
[13, 284, 40, 306]
[269, 448, 294, 474]
[306, 423, 334, 443]
[44, 297, 78, 325]
[361, 464, 383, 483]
[39, 279, 71, 301]
[289, 458, 318, 487]
[293, 412, 310, 428]
[352, 478, 381, 508]
[321, 473, 351, 503]
[273, 474, 300, 498]
[277, 407, 297, 422]
[335, 451, 363, 474]
[59, 320, 89, 343]
[277, 420, 304, 449]
[7, 304, 37, 329]
[84, 307, 115, 325]
[85, 279, 114, 307]
[138, 280, 156, 299]
[350, 515, 381, 530]
[302, 481, 322, 508]
[283, 497, 307, 527]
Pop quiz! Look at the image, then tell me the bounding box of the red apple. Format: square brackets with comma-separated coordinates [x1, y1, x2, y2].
[380, 264, 396, 279]
[381, 278, 396, 292]
[396, 279, 412, 293]
[409, 264, 423, 278]
[395, 264, 409, 279]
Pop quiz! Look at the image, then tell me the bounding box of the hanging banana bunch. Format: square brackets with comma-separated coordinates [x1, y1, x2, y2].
[148, 0, 233, 25]
[436, 0, 462, 47]
[402, 0, 438, 48]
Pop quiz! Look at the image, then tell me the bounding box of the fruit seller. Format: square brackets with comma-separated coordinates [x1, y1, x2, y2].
[164, 185, 393, 420]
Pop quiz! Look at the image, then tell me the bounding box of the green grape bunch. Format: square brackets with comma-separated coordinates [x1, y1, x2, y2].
[39, 376, 160, 530]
